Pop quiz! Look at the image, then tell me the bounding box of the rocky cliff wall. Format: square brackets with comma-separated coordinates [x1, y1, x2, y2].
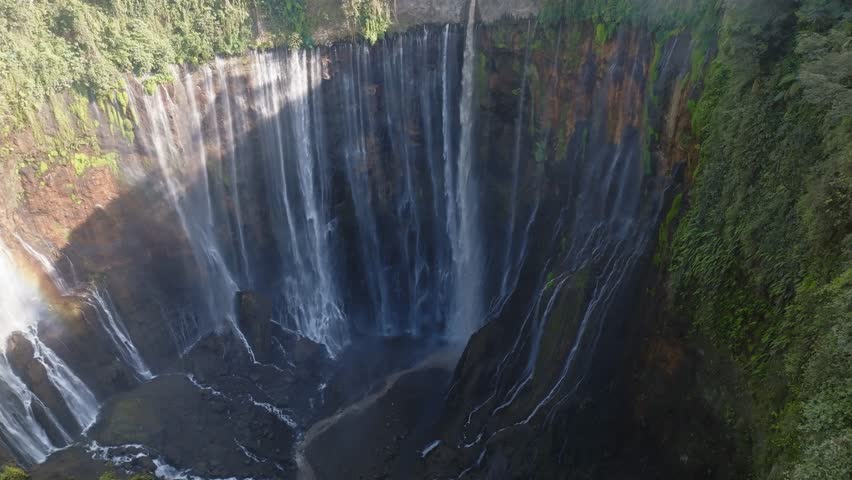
[0, 10, 716, 476]
[416, 20, 712, 479]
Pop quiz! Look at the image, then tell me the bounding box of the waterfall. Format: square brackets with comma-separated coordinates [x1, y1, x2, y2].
[0, 354, 55, 464]
[213, 58, 252, 284]
[118, 26, 477, 348]
[82, 288, 153, 381]
[25, 332, 99, 432]
[381, 33, 426, 335]
[126, 71, 254, 359]
[457, 34, 662, 453]
[251, 49, 348, 353]
[0, 19, 674, 470]
[12, 235, 151, 379]
[0, 240, 99, 463]
[448, 0, 484, 340]
[13, 235, 70, 296]
[336, 43, 395, 335]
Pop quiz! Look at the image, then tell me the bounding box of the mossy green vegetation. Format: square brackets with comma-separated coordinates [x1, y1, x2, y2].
[71, 152, 119, 177]
[0, 466, 27, 480]
[537, 0, 719, 179]
[653, 192, 682, 266]
[99, 471, 155, 480]
[0, 0, 252, 128]
[0, 87, 126, 180]
[539, 0, 715, 35]
[0, 0, 369, 130]
[670, 0, 851, 477]
[254, 0, 312, 48]
[342, 0, 392, 44]
[0, 0, 399, 132]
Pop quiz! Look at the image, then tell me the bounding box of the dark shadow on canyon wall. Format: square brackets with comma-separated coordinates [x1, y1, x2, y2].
[4, 19, 741, 480]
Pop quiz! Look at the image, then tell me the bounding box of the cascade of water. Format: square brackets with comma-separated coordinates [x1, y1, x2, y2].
[336, 43, 394, 334]
[250, 50, 348, 354]
[82, 288, 153, 380]
[126, 72, 254, 360]
[456, 37, 660, 453]
[126, 79, 206, 355]
[13, 235, 70, 296]
[25, 331, 99, 432]
[283, 50, 348, 352]
[495, 20, 537, 310]
[180, 70, 216, 235]
[214, 58, 252, 283]
[417, 27, 452, 331]
[0, 353, 55, 464]
[381, 36, 422, 334]
[252, 51, 306, 273]
[0, 239, 46, 344]
[448, 0, 485, 340]
[12, 234, 151, 382]
[0, 240, 99, 462]
[441, 24, 459, 333]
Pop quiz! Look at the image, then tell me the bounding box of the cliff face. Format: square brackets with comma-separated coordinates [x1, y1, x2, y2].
[0, 2, 744, 476]
[293, 18, 727, 479]
[2, 0, 848, 478]
[420, 22, 721, 479]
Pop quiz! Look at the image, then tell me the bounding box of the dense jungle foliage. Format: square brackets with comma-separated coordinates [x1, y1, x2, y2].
[667, 0, 851, 478]
[0, 0, 392, 130]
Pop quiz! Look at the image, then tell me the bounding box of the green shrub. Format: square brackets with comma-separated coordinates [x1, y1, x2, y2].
[0, 466, 28, 480]
[343, 0, 391, 44]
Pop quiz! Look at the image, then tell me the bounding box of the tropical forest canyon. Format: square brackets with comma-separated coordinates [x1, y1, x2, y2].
[0, 0, 849, 479]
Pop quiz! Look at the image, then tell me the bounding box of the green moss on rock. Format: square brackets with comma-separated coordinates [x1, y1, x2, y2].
[0, 465, 28, 480]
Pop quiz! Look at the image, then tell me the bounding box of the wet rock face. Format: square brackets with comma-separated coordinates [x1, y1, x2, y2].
[176, 290, 333, 423]
[304, 367, 452, 480]
[236, 291, 329, 373]
[0, 446, 13, 468]
[11, 146, 123, 251]
[58, 183, 196, 373]
[418, 23, 708, 479]
[89, 375, 299, 479]
[5, 334, 80, 437]
[37, 298, 139, 399]
[3, 14, 711, 478]
[23, 445, 136, 480]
